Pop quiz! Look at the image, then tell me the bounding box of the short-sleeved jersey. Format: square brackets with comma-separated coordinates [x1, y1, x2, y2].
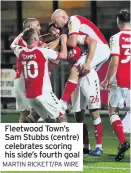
[14, 46, 59, 98]
[15, 38, 45, 79]
[110, 30, 131, 88]
[68, 15, 107, 44]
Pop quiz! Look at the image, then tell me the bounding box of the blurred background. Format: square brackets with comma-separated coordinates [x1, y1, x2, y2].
[1, 0, 130, 112]
[1, 2, 130, 168]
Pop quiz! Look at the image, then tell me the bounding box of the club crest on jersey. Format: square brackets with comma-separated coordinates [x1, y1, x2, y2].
[68, 25, 72, 32]
[68, 21, 72, 32]
[68, 20, 72, 25]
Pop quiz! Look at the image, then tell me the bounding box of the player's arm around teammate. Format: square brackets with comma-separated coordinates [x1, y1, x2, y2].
[11, 18, 43, 123]
[51, 9, 110, 105]
[11, 28, 68, 122]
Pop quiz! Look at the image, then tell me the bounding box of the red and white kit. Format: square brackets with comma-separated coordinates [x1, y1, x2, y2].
[14, 38, 56, 112]
[71, 68, 101, 112]
[68, 15, 110, 69]
[67, 16, 108, 111]
[14, 38, 30, 111]
[109, 30, 131, 108]
[14, 46, 65, 120]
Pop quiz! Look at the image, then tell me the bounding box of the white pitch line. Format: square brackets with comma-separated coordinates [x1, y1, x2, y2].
[84, 165, 130, 170]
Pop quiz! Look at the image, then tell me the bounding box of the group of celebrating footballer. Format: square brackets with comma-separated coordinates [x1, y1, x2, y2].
[10, 9, 130, 161]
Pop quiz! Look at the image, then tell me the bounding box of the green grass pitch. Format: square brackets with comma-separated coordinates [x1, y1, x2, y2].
[1, 113, 130, 173]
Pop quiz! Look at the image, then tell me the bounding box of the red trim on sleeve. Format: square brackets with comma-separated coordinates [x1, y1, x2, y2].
[79, 31, 88, 36]
[76, 15, 108, 44]
[110, 53, 120, 57]
[68, 32, 79, 36]
[84, 35, 89, 45]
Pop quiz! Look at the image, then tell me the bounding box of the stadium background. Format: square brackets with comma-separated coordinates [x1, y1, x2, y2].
[1, 0, 130, 109]
[1, 1, 130, 173]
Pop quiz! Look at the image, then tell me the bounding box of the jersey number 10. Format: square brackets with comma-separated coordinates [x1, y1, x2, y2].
[21, 61, 38, 78]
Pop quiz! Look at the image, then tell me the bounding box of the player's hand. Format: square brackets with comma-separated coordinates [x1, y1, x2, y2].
[60, 34, 67, 43]
[68, 49, 74, 59]
[78, 65, 90, 78]
[101, 80, 109, 89]
[82, 63, 90, 74]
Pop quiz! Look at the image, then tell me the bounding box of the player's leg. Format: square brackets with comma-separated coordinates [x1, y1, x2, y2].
[19, 111, 30, 122]
[60, 66, 79, 106]
[122, 89, 131, 133]
[89, 109, 103, 156]
[15, 89, 30, 122]
[81, 69, 103, 156]
[108, 86, 130, 161]
[122, 110, 131, 133]
[75, 109, 91, 154]
[22, 93, 66, 123]
[14, 76, 45, 123]
[72, 86, 91, 154]
[22, 108, 43, 123]
[60, 44, 87, 105]
[14, 78, 30, 122]
[34, 92, 68, 122]
[90, 43, 110, 70]
[108, 86, 127, 142]
[61, 51, 89, 107]
[61, 43, 110, 106]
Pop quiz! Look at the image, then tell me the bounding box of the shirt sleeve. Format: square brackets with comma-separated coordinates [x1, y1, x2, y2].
[41, 47, 60, 60]
[110, 35, 120, 56]
[77, 35, 88, 45]
[14, 46, 23, 57]
[68, 16, 81, 36]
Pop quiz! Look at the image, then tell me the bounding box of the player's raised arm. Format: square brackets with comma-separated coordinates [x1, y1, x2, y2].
[47, 37, 60, 49]
[10, 33, 23, 51]
[10, 33, 23, 57]
[42, 34, 67, 60]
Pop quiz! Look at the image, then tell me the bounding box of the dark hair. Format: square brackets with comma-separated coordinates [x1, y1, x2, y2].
[47, 22, 62, 34]
[47, 22, 56, 33]
[117, 9, 130, 23]
[22, 28, 36, 44]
